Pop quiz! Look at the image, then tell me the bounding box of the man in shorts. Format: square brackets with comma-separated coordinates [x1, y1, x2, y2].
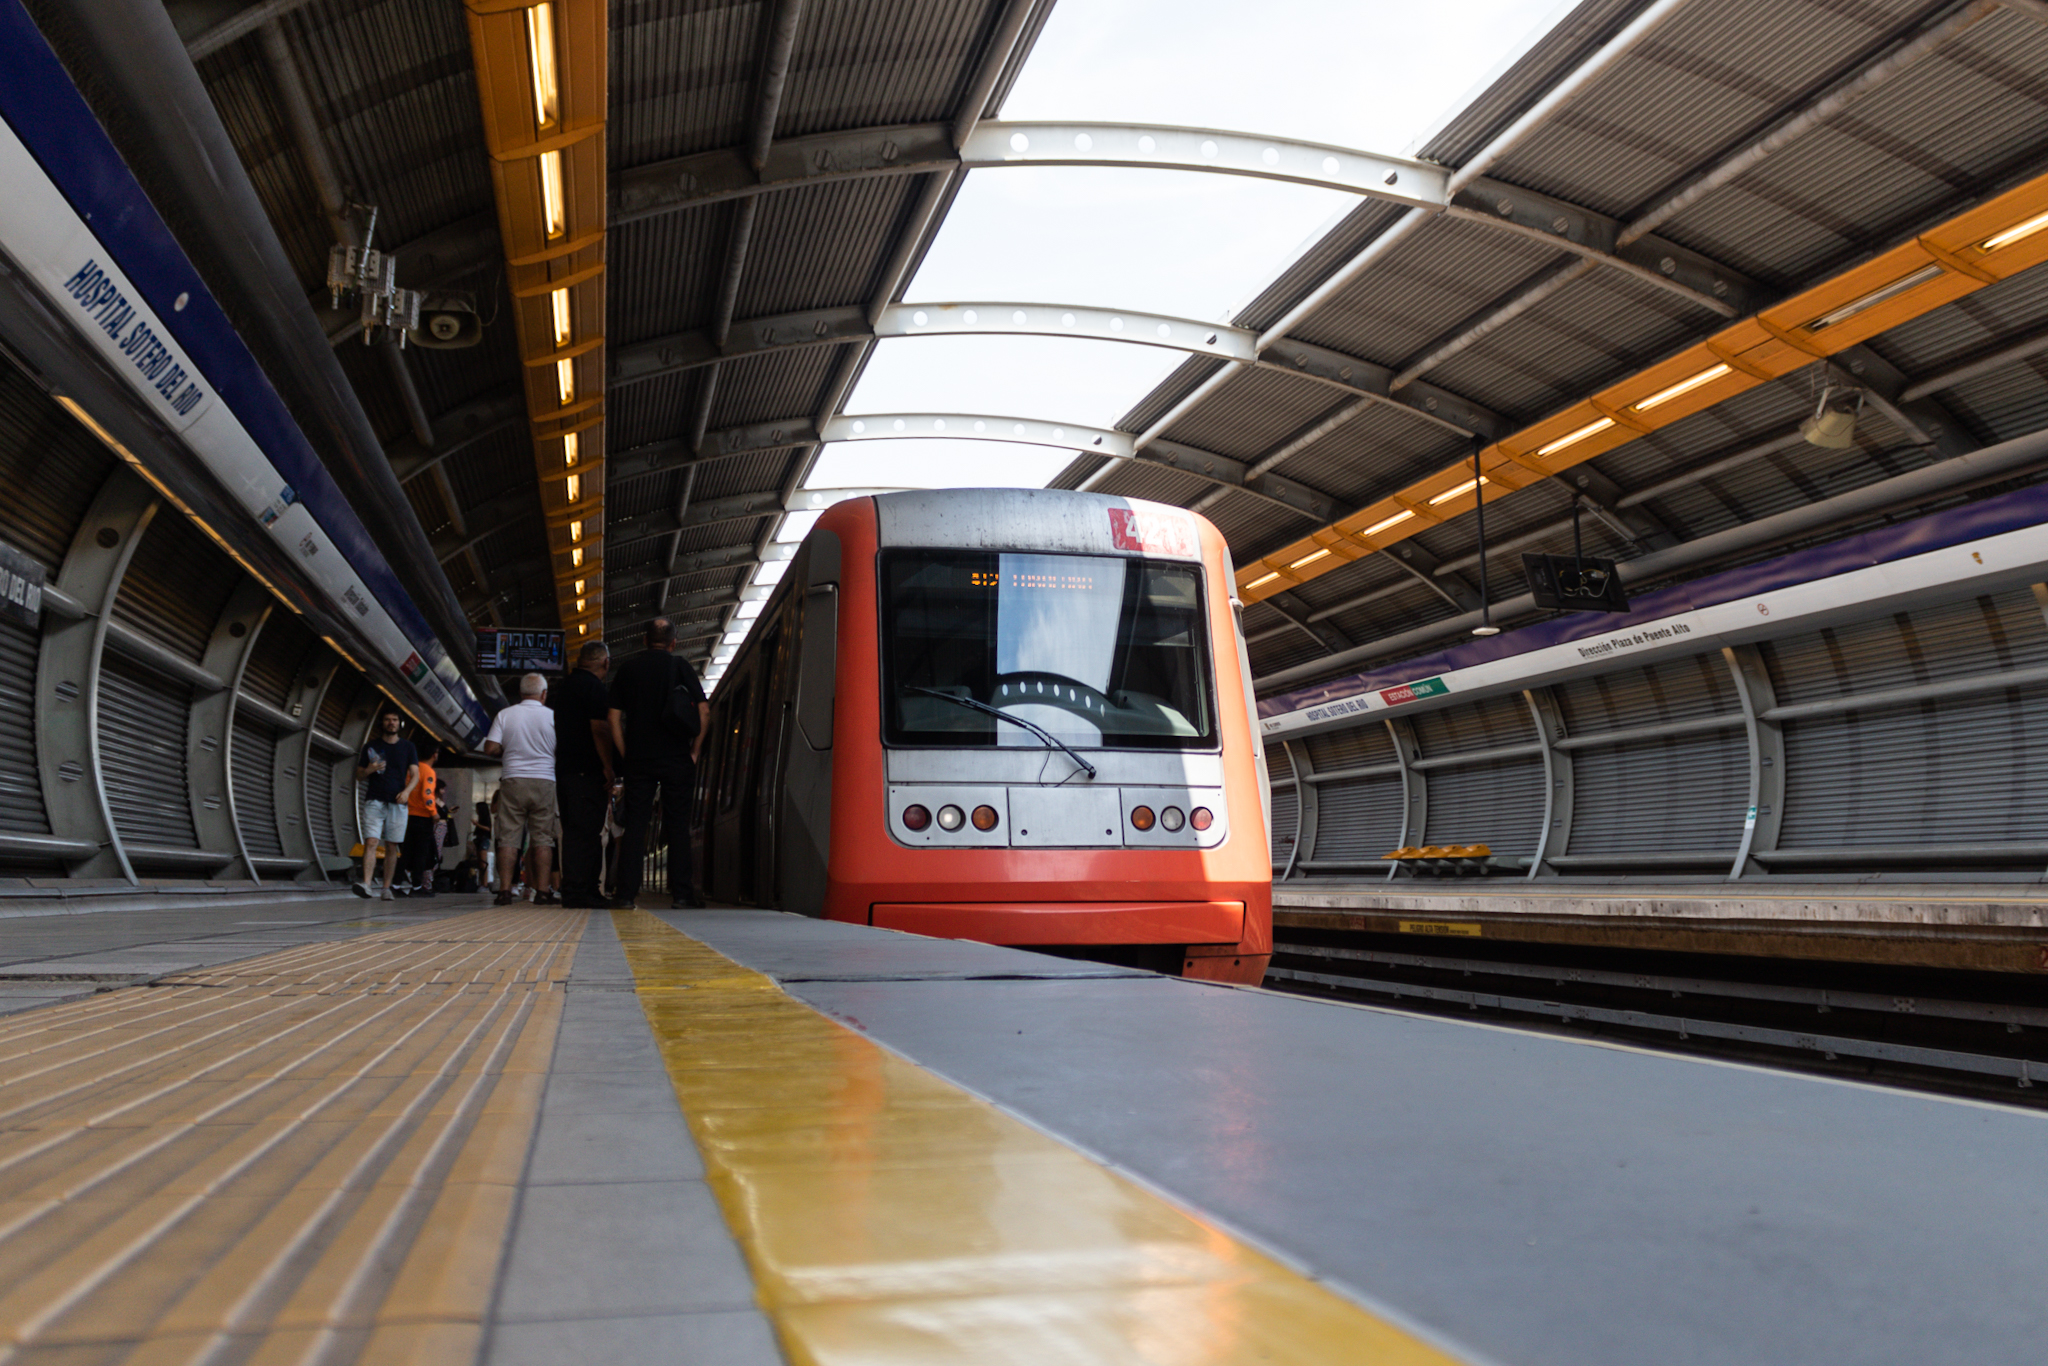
[353, 711, 419, 900]
[483, 673, 558, 905]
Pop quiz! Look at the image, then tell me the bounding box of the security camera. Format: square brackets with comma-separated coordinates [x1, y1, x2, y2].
[407, 293, 482, 349]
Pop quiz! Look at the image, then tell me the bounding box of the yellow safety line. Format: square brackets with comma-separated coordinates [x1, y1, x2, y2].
[612, 908, 1469, 1365]
[0, 906, 584, 1366]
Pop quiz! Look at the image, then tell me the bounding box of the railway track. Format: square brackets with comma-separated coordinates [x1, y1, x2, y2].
[1264, 929, 2048, 1107]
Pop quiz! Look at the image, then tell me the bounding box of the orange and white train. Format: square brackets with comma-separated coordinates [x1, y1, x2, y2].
[691, 488, 1272, 984]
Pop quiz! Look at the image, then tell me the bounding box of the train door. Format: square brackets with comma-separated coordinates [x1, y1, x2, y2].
[752, 602, 798, 905]
[708, 666, 755, 901]
[733, 614, 784, 903]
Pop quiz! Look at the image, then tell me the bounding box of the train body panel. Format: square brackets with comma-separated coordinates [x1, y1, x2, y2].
[697, 488, 1271, 983]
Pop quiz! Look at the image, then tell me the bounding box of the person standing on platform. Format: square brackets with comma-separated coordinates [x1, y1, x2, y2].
[353, 711, 419, 900]
[553, 641, 617, 908]
[483, 673, 559, 906]
[399, 740, 442, 897]
[607, 617, 709, 908]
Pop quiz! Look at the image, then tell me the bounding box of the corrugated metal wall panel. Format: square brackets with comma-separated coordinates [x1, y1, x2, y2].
[317, 673, 357, 738]
[1764, 591, 2048, 706]
[111, 513, 240, 663]
[1269, 785, 1299, 867]
[0, 615, 47, 835]
[1423, 759, 1544, 856]
[0, 364, 116, 570]
[1570, 730, 1748, 856]
[1779, 689, 2048, 849]
[1411, 694, 1533, 757]
[241, 615, 313, 710]
[1313, 775, 1405, 862]
[1303, 723, 1394, 771]
[1556, 652, 1737, 733]
[308, 753, 338, 860]
[100, 655, 196, 849]
[232, 718, 283, 858]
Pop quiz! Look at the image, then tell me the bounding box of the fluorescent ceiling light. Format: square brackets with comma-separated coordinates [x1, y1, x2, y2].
[526, 3, 558, 129]
[568, 520, 582, 541]
[1245, 571, 1281, 589]
[571, 546, 583, 567]
[563, 431, 578, 465]
[1632, 364, 1731, 412]
[1426, 476, 1488, 506]
[1535, 417, 1614, 458]
[1806, 264, 1942, 331]
[573, 579, 585, 594]
[1361, 509, 1416, 538]
[550, 287, 572, 346]
[1981, 208, 2048, 252]
[1289, 548, 1330, 569]
[575, 597, 586, 612]
[539, 150, 565, 239]
[555, 358, 575, 405]
[565, 474, 580, 501]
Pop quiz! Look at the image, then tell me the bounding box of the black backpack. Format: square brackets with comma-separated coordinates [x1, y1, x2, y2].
[662, 652, 703, 740]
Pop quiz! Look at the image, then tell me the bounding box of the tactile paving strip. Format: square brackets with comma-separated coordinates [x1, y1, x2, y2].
[612, 908, 1467, 1365]
[0, 906, 585, 1366]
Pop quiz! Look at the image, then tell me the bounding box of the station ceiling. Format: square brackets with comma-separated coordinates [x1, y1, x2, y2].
[154, 0, 2048, 688]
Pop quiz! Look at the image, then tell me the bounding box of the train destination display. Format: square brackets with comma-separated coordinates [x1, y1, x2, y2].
[475, 628, 564, 674]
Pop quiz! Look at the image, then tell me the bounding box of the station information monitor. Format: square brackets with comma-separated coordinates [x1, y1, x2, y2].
[476, 628, 565, 674]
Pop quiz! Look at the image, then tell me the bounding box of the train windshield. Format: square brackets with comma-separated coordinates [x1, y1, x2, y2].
[882, 550, 1216, 750]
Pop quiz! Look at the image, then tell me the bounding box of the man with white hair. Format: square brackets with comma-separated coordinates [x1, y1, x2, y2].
[482, 672, 558, 905]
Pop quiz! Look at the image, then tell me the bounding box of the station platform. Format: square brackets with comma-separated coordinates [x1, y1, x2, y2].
[0, 894, 2042, 1364]
[1276, 880, 2048, 974]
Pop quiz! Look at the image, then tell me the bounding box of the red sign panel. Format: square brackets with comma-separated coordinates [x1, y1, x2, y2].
[1108, 507, 1196, 558]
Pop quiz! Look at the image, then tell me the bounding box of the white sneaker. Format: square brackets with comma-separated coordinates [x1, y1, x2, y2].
[380, 886, 394, 901]
[350, 881, 371, 898]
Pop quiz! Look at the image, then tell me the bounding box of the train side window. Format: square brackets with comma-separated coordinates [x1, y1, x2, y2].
[797, 584, 837, 749]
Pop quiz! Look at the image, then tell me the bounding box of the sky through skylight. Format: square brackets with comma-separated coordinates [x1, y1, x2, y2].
[709, 0, 1570, 679]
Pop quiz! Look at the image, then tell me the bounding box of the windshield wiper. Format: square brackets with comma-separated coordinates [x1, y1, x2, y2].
[906, 685, 1098, 779]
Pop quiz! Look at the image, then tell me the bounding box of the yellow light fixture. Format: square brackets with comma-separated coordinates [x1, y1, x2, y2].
[569, 519, 583, 542]
[566, 473, 580, 501]
[539, 149, 566, 239]
[578, 623, 587, 635]
[573, 578, 585, 594]
[563, 431, 579, 465]
[1289, 548, 1331, 570]
[555, 357, 575, 405]
[1981, 208, 2048, 252]
[572, 546, 583, 567]
[525, 3, 559, 129]
[576, 597, 586, 612]
[550, 287, 572, 346]
[1246, 571, 1281, 590]
[1361, 509, 1416, 538]
[1427, 476, 1489, 506]
[1535, 417, 1614, 458]
[1633, 364, 1732, 412]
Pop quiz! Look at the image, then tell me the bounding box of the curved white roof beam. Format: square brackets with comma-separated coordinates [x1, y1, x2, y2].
[877, 303, 1258, 359]
[959, 122, 1446, 206]
[820, 413, 1134, 458]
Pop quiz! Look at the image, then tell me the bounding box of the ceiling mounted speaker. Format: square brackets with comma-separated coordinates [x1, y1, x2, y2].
[407, 293, 482, 349]
[1800, 383, 1862, 449]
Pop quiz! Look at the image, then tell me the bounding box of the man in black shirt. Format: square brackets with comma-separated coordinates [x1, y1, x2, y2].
[607, 616, 710, 907]
[352, 711, 418, 900]
[553, 640, 616, 908]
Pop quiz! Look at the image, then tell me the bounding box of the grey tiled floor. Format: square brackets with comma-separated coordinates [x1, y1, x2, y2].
[482, 912, 783, 1366]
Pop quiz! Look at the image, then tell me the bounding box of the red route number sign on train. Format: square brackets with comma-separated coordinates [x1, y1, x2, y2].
[1108, 507, 1195, 557]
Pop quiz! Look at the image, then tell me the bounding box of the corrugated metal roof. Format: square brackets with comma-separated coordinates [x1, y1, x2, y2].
[612, 0, 762, 166]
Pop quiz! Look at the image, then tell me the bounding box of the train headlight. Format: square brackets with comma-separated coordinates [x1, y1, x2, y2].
[1190, 807, 1213, 831]
[1129, 805, 1156, 831]
[937, 804, 966, 831]
[902, 804, 931, 831]
[971, 805, 1000, 831]
[1160, 806, 1185, 832]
